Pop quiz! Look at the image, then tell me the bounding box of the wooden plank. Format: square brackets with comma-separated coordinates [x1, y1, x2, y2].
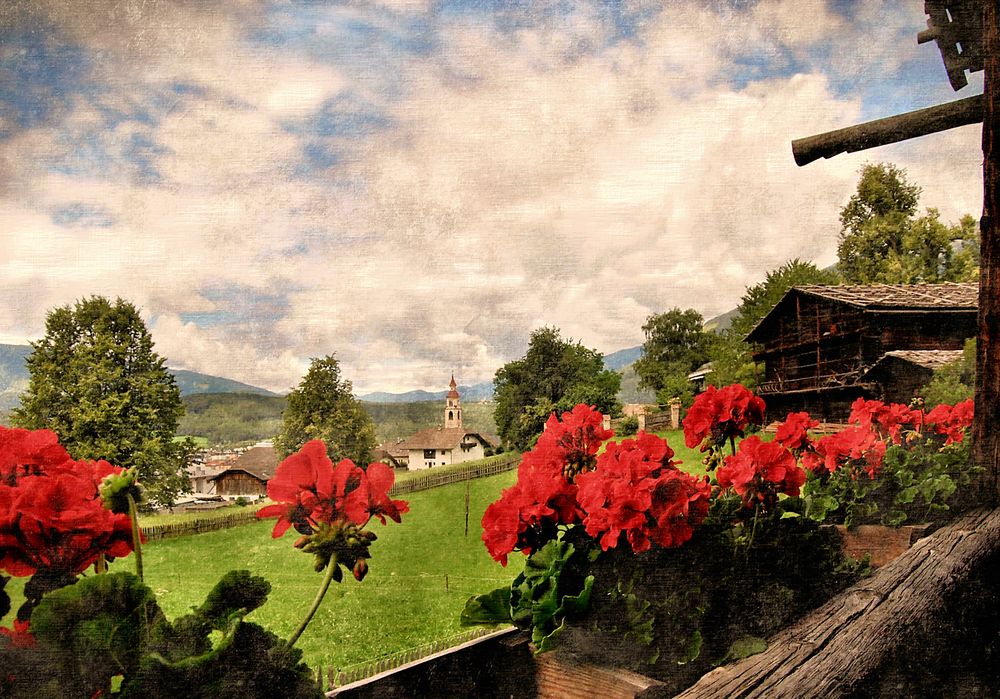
[975, 0, 1000, 504]
[675, 507, 1000, 698]
[792, 94, 983, 165]
[533, 651, 666, 699]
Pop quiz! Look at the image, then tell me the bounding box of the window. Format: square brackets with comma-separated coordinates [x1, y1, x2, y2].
[423, 449, 435, 460]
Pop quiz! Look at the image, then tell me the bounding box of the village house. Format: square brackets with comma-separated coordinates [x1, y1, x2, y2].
[397, 375, 496, 469]
[745, 282, 977, 421]
[208, 441, 278, 498]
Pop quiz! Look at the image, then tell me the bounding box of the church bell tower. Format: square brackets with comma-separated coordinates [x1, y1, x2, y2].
[445, 373, 462, 429]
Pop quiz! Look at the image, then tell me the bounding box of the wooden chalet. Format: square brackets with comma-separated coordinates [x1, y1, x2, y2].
[209, 444, 278, 498]
[745, 283, 977, 420]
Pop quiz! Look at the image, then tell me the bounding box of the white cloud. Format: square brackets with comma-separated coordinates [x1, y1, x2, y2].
[0, 1, 985, 393]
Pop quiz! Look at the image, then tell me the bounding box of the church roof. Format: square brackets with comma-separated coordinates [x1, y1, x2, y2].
[447, 373, 460, 399]
[398, 427, 494, 451]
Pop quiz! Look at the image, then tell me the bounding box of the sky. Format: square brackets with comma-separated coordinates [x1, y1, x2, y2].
[0, 0, 985, 394]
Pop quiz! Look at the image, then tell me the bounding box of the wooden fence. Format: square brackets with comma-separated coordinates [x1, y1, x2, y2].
[140, 508, 262, 542]
[329, 627, 504, 689]
[388, 454, 520, 496]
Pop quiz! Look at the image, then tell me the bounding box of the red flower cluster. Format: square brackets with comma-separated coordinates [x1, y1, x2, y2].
[925, 399, 975, 445]
[0, 426, 135, 577]
[482, 406, 712, 563]
[802, 426, 887, 478]
[257, 440, 408, 539]
[576, 433, 710, 553]
[683, 384, 766, 451]
[481, 406, 610, 565]
[848, 398, 917, 444]
[774, 412, 819, 452]
[716, 436, 806, 510]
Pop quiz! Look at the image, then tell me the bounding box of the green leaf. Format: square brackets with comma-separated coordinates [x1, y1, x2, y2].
[779, 511, 800, 519]
[896, 486, 918, 505]
[460, 587, 513, 626]
[717, 636, 767, 665]
[677, 629, 703, 665]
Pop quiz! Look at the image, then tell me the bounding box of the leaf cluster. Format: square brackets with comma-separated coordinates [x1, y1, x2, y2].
[1, 571, 321, 698]
[801, 436, 980, 528]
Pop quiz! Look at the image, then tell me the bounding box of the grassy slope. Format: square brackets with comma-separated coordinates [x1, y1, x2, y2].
[138, 470, 520, 672]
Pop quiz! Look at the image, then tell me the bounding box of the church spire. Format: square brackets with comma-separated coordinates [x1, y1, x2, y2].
[445, 373, 462, 429]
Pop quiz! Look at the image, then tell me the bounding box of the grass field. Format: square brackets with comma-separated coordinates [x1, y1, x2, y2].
[136, 469, 519, 673]
[137, 502, 266, 526]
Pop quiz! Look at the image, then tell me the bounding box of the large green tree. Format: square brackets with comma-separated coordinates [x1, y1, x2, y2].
[493, 327, 621, 451]
[710, 259, 840, 388]
[12, 297, 192, 507]
[837, 163, 979, 284]
[275, 355, 377, 464]
[632, 308, 713, 405]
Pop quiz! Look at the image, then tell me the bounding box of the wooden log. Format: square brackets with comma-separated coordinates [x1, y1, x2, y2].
[675, 507, 1000, 698]
[791, 94, 983, 166]
[974, 0, 1000, 504]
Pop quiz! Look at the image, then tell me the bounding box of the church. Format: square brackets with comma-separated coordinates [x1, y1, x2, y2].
[397, 375, 496, 470]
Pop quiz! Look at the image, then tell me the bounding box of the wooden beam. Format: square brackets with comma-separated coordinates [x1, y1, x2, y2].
[974, 0, 1000, 504]
[675, 507, 1000, 698]
[791, 94, 983, 166]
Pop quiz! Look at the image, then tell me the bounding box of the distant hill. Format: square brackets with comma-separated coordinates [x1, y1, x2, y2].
[0, 344, 31, 413]
[179, 393, 287, 445]
[704, 308, 739, 333]
[0, 343, 277, 417]
[359, 382, 494, 404]
[171, 369, 278, 397]
[604, 346, 643, 371]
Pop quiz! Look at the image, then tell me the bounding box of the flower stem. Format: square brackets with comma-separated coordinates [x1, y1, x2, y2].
[127, 493, 144, 582]
[286, 561, 338, 648]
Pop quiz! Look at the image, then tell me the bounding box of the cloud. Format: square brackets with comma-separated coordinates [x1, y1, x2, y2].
[0, 0, 985, 393]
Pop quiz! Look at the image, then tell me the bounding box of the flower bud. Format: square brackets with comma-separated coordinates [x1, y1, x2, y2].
[99, 468, 144, 514]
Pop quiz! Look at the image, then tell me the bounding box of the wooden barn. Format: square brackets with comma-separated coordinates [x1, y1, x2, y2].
[745, 283, 977, 421]
[209, 444, 278, 498]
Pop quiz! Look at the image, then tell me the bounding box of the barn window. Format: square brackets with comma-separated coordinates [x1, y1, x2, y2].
[423, 449, 435, 460]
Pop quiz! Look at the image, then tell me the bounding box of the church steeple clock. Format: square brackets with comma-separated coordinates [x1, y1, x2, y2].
[445, 373, 462, 429]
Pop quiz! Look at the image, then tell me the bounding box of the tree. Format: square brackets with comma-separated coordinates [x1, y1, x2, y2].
[12, 297, 192, 507]
[631, 308, 712, 407]
[710, 259, 840, 389]
[837, 163, 978, 284]
[275, 355, 377, 465]
[922, 339, 976, 408]
[493, 327, 621, 451]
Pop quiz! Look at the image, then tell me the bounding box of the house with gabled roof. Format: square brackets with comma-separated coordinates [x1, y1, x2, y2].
[208, 442, 278, 498]
[745, 282, 977, 421]
[397, 375, 496, 469]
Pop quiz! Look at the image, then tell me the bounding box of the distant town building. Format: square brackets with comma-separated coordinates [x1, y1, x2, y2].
[209, 441, 277, 498]
[397, 376, 495, 469]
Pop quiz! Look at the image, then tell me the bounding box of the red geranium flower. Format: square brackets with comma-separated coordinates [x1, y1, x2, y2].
[774, 412, 819, 452]
[925, 399, 974, 445]
[258, 440, 408, 538]
[480, 405, 613, 565]
[683, 384, 766, 451]
[0, 619, 35, 649]
[717, 436, 805, 511]
[803, 426, 886, 478]
[849, 398, 917, 445]
[576, 433, 708, 553]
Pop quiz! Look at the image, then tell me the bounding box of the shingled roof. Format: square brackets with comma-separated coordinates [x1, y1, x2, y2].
[746, 282, 979, 343]
[398, 427, 494, 451]
[860, 349, 965, 381]
[209, 445, 278, 483]
[792, 282, 978, 309]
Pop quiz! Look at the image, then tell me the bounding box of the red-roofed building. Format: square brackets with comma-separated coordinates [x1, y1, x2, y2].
[397, 376, 495, 469]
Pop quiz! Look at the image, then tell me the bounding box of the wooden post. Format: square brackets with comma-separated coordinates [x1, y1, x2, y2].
[975, 0, 1000, 504]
